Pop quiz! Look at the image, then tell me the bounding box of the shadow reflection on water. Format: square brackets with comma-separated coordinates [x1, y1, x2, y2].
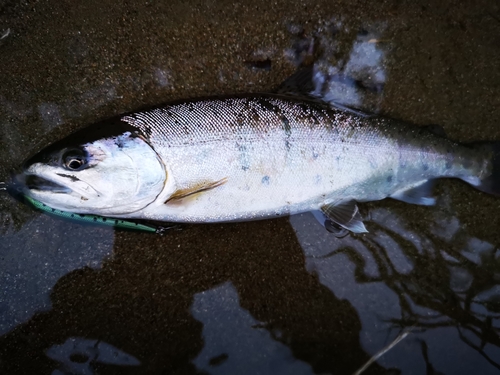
[2, 197, 498, 374]
[0, 219, 385, 374]
[291, 198, 500, 374]
[0, 214, 114, 337]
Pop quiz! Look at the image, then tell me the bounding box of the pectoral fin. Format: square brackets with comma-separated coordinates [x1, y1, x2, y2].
[165, 178, 228, 204]
[321, 200, 368, 234]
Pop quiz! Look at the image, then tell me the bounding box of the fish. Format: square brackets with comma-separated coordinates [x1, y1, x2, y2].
[14, 93, 500, 234]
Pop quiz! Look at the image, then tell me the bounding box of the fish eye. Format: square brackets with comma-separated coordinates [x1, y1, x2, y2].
[62, 148, 88, 171]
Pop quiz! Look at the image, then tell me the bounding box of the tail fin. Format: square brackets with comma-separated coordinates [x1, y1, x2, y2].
[468, 142, 500, 196]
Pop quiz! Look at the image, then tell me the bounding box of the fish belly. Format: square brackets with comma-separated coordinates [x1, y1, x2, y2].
[149, 128, 399, 222]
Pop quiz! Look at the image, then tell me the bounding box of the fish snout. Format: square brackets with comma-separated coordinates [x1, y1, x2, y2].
[9, 170, 72, 195]
[4, 170, 28, 201]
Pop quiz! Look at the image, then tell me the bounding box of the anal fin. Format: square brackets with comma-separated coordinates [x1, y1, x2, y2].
[321, 200, 368, 234]
[390, 180, 436, 206]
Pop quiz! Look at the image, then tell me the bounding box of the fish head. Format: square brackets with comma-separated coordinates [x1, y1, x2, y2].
[17, 118, 166, 215]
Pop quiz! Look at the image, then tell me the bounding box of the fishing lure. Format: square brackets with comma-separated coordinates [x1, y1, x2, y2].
[24, 195, 166, 233]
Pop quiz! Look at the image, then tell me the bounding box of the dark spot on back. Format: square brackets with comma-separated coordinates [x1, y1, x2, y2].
[250, 108, 260, 122]
[143, 126, 153, 137]
[255, 98, 279, 113]
[297, 103, 309, 113]
[387, 175, 393, 183]
[236, 113, 245, 125]
[422, 163, 429, 171]
[261, 175, 270, 185]
[282, 116, 291, 136]
[236, 142, 246, 152]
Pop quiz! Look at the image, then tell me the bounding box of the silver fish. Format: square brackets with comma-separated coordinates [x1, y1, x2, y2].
[16, 94, 499, 234]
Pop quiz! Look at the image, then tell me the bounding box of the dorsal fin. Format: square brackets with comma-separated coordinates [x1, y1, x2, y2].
[422, 124, 447, 138]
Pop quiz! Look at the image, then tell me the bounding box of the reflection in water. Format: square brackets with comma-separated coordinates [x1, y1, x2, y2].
[3, 207, 498, 374]
[191, 281, 314, 374]
[0, 220, 382, 374]
[47, 336, 140, 375]
[285, 19, 386, 113]
[312, 29, 386, 113]
[291, 203, 500, 374]
[0, 214, 114, 336]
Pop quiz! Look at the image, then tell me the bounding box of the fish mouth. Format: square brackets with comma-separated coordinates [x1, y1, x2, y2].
[24, 174, 72, 193]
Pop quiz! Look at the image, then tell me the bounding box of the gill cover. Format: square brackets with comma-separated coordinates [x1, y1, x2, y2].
[21, 119, 166, 215]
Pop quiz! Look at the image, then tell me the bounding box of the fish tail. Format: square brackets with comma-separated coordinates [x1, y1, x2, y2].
[463, 142, 500, 196]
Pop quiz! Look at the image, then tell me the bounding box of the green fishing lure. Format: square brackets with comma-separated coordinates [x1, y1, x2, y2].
[24, 195, 160, 233]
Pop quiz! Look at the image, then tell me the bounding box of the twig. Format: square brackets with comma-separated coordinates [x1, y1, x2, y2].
[0, 28, 10, 40]
[353, 326, 414, 375]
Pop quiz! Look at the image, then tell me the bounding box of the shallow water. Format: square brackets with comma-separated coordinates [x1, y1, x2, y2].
[1, 0, 500, 374]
